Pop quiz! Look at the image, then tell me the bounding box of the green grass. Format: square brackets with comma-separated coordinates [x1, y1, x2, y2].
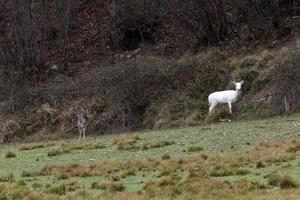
[0, 114, 300, 199]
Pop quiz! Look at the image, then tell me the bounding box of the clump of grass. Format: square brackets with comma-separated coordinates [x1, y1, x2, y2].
[31, 182, 43, 189]
[210, 168, 234, 177]
[210, 167, 251, 177]
[91, 182, 100, 190]
[109, 182, 125, 192]
[57, 173, 70, 180]
[0, 173, 15, 183]
[256, 161, 265, 168]
[266, 173, 299, 189]
[49, 184, 66, 195]
[91, 181, 125, 192]
[112, 134, 166, 151]
[4, 151, 17, 158]
[113, 134, 174, 151]
[158, 170, 171, 177]
[266, 173, 285, 186]
[19, 143, 45, 151]
[234, 179, 267, 191]
[143, 180, 158, 197]
[235, 169, 251, 176]
[65, 181, 81, 192]
[80, 171, 92, 177]
[161, 154, 171, 160]
[133, 134, 141, 141]
[120, 169, 136, 178]
[158, 176, 175, 187]
[47, 147, 70, 157]
[113, 136, 141, 151]
[185, 146, 203, 153]
[92, 143, 106, 149]
[0, 182, 31, 199]
[21, 170, 43, 178]
[146, 141, 175, 149]
[47, 142, 106, 157]
[280, 176, 299, 189]
[286, 143, 300, 153]
[16, 180, 26, 186]
[111, 175, 121, 182]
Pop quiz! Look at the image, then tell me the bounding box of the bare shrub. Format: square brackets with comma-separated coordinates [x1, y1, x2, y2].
[102, 0, 168, 50]
[177, 0, 228, 47]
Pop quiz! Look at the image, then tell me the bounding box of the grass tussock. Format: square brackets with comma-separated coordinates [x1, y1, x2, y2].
[185, 146, 203, 153]
[48, 184, 66, 195]
[91, 181, 125, 192]
[266, 173, 299, 189]
[4, 151, 17, 158]
[0, 173, 15, 183]
[47, 147, 70, 157]
[161, 154, 171, 160]
[210, 167, 251, 177]
[47, 142, 106, 156]
[113, 134, 175, 151]
[286, 142, 300, 153]
[256, 161, 266, 168]
[21, 170, 47, 178]
[19, 142, 53, 151]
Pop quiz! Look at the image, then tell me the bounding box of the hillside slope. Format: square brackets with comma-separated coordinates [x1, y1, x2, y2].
[1, 1, 300, 141]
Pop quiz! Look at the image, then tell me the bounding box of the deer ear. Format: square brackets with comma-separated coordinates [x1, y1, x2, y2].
[233, 81, 236, 85]
[241, 80, 244, 84]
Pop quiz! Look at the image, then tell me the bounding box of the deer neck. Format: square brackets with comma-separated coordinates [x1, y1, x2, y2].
[235, 89, 241, 98]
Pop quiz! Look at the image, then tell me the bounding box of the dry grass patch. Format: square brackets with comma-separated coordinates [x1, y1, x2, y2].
[17, 138, 298, 199]
[286, 140, 300, 153]
[266, 173, 299, 189]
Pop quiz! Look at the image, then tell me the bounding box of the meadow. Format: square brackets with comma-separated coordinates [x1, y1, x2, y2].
[0, 114, 300, 199]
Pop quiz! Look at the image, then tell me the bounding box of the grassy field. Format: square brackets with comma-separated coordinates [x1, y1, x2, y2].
[0, 114, 300, 199]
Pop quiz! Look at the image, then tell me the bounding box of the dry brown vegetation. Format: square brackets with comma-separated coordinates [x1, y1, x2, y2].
[12, 139, 298, 197]
[34, 140, 298, 180]
[0, 138, 299, 199]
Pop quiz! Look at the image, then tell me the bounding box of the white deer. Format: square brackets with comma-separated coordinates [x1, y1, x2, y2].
[208, 81, 244, 114]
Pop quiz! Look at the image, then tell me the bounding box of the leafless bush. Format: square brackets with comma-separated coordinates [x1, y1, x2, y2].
[0, 0, 73, 84]
[101, 0, 169, 50]
[66, 62, 178, 133]
[265, 44, 300, 112]
[229, 0, 297, 41]
[177, 0, 228, 47]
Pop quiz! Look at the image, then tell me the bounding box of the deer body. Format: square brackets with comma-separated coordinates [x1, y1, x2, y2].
[77, 109, 87, 139]
[208, 81, 244, 114]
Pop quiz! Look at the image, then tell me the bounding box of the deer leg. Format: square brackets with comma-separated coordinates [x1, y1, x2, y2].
[228, 102, 232, 114]
[83, 127, 86, 139]
[78, 128, 82, 140]
[209, 103, 217, 113]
